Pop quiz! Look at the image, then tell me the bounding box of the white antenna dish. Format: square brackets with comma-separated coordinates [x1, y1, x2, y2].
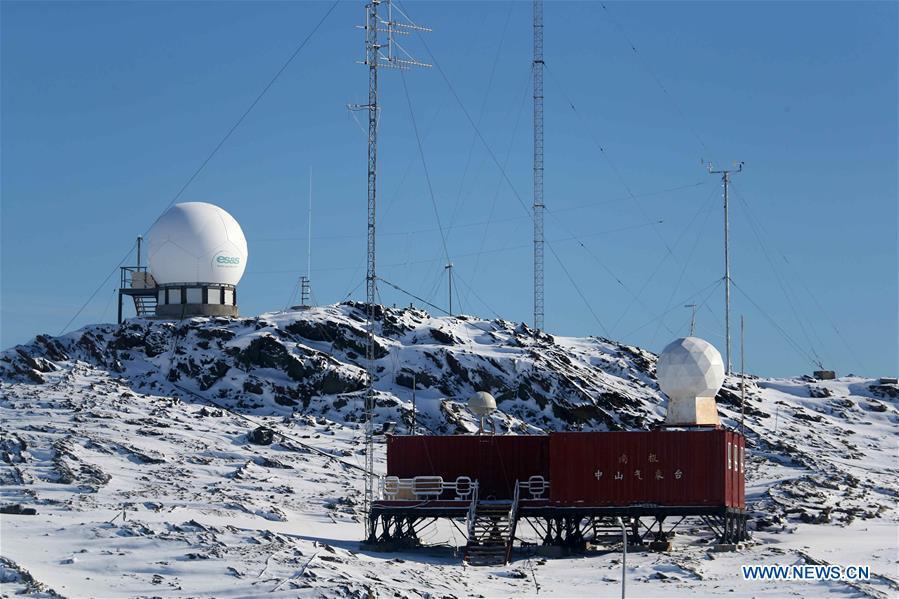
[468, 391, 497, 435]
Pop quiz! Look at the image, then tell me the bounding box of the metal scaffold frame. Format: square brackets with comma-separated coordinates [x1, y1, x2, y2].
[533, 0, 545, 332]
[354, 0, 430, 542]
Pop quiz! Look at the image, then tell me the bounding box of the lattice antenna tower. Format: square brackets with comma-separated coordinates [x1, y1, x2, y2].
[706, 160, 743, 374]
[351, 0, 430, 542]
[533, 0, 545, 331]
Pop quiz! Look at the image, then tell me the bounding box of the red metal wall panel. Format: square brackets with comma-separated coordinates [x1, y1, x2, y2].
[386, 435, 549, 499]
[549, 430, 744, 507]
[387, 430, 746, 508]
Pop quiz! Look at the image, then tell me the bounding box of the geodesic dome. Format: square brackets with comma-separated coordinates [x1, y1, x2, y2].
[657, 337, 725, 400]
[147, 202, 247, 285]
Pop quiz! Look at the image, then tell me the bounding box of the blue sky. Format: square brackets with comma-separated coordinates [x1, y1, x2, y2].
[2, 1, 896, 377]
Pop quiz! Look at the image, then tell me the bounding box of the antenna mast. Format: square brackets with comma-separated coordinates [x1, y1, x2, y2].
[533, 0, 545, 331]
[445, 262, 454, 316]
[707, 161, 743, 373]
[353, 0, 430, 542]
[685, 303, 697, 336]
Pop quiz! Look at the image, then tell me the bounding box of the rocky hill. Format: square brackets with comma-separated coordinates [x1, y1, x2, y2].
[1, 303, 896, 597]
[1, 302, 666, 434]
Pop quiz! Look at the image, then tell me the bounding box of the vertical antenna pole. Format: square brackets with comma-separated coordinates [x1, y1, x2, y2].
[137, 235, 143, 269]
[707, 161, 742, 374]
[685, 303, 697, 336]
[533, 0, 545, 332]
[445, 263, 453, 316]
[723, 171, 731, 373]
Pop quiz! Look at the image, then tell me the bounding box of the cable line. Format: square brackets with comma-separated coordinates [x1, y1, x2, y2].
[466, 67, 533, 308]
[545, 63, 680, 260]
[729, 183, 833, 369]
[401, 4, 532, 219]
[545, 242, 610, 337]
[61, 2, 339, 336]
[644, 187, 720, 346]
[378, 277, 450, 316]
[447, 3, 515, 230]
[543, 208, 677, 338]
[731, 279, 821, 369]
[158, 0, 340, 217]
[59, 242, 136, 335]
[248, 181, 707, 245]
[615, 185, 718, 336]
[400, 71, 451, 266]
[622, 277, 722, 340]
[598, 2, 712, 158]
[452, 270, 501, 319]
[545, 63, 732, 341]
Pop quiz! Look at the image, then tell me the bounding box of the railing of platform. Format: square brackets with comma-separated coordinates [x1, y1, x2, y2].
[380, 475, 477, 501]
[516, 475, 550, 499]
[120, 266, 149, 288]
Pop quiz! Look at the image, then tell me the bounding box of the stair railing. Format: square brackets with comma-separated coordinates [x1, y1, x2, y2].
[505, 480, 522, 564]
[466, 481, 479, 541]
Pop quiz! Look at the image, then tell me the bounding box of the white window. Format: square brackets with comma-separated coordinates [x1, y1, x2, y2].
[224, 289, 234, 305]
[186, 288, 203, 304]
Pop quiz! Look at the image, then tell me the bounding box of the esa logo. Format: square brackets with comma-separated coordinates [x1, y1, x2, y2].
[214, 254, 240, 267]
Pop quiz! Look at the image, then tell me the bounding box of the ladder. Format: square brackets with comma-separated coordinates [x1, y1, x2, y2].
[132, 294, 157, 318]
[464, 483, 520, 566]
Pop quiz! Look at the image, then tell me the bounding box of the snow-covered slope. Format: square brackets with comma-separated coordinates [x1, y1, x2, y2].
[1, 304, 896, 597]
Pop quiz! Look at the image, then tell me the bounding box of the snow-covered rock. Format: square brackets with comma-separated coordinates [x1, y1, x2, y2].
[1, 303, 896, 597]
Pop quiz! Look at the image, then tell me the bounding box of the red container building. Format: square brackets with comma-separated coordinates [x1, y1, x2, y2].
[549, 429, 745, 508]
[386, 434, 549, 499]
[374, 430, 748, 552]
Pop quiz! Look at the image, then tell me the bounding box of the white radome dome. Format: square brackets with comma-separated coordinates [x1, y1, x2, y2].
[657, 337, 725, 400]
[147, 202, 247, 285]
[468, 391, 497, 417]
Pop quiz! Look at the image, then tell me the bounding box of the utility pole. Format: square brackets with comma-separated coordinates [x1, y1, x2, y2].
[533, 0, 545, 331]
[707, 161, 743, 373]
[352, 0, 430, 543]
[445, 262, 453, 316]
[685, 304, 697, 336]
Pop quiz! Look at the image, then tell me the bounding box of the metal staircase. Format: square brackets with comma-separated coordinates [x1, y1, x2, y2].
[132, 294, 157, 318]
[464, 482, 520, 566]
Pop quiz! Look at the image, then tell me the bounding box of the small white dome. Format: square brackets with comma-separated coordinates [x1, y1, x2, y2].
[147, 202, 248, 285]
[468, 391, 497, 417]
[657, 337, 725, 399]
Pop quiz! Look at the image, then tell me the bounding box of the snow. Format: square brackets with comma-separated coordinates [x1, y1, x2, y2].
[1, 304, 897, 597]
